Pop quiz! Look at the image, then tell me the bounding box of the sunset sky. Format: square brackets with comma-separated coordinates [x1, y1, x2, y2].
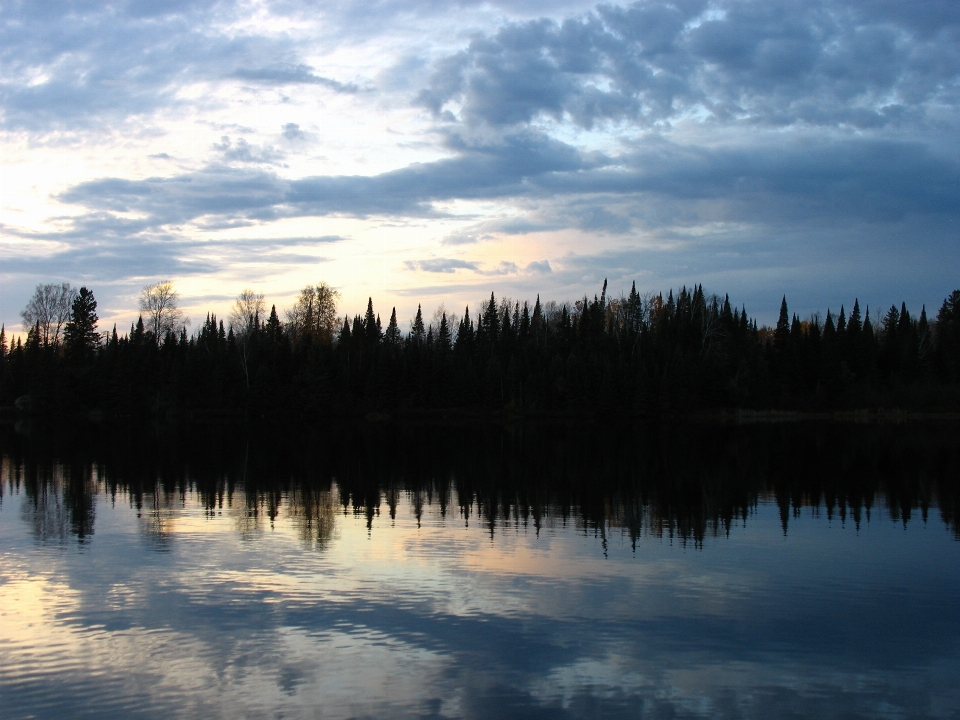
[2, 0, 958, 333]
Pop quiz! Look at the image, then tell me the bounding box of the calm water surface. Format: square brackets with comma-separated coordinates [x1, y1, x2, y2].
[1, 420, 959, 719]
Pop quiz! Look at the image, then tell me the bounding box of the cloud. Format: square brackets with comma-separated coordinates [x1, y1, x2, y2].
[440, 231, 495, 246]
[413, 0, 960, 131]
[404, 258, 521, 275]
[281, 123, 305, 141]
[58, 133, 960, 234]
[406, 258, 479, 273]
[525, 260, 552, 274]
[59, 130, 597, 224]
[230, 65, 361, 92]
[213, 137, 286, 165]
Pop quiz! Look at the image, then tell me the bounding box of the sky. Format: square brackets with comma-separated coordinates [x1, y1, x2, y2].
[1, 0, 959, 334]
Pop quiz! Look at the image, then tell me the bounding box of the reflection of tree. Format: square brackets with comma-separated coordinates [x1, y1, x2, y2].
[20, 463, 68, 543]
[15, 460, 96, 543]
[138, 492, 178, 549]
[288, 486, 337, 550]
[2, 419, 958, 545]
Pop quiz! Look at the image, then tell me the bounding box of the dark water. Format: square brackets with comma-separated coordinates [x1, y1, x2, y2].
[1, 419, 959, 719]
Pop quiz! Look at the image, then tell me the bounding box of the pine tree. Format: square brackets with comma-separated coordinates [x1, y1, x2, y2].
[848, 300, 862, 339]
[64, 286, 100, 359]
[384, 308, 401, 347]
[266, 305, 283, 342]
[456, 307, 474, 352]
[481, 293, 499, 343]
[775, 296, 790, 348]
[438, 312, 451, 350]
[519, 302, 530, 342]
[935, 290, 960, 381]
[0, 325, 6, 358]
[627, 283, 642, 334]
[363, 298, 380, 347]
[411, 304, 426, 345]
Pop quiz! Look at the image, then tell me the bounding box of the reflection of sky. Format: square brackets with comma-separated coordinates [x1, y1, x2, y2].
[1, 477, 959, 719]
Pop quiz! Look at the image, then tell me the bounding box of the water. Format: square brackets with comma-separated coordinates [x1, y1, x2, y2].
[1, 420, 959, 719]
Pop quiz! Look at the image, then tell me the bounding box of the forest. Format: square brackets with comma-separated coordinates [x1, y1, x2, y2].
[2, 280, 960, 418]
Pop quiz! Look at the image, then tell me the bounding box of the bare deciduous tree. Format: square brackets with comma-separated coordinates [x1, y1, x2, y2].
[21, 282, 75, 346]
[229, 289, 266, 337]
[139, 280, 185, 345]
[285, 282, 340, 344]
[229, 289, 266, 389]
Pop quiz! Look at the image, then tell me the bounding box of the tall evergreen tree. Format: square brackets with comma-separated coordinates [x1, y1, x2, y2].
[775, 297, 790, 348]
[935, 290, 960, 381]
[438, 312, 451, 350]
[411, 305, 426, 345]
[363, 298, 381, 347]
[64, 287, 100, 359]
[384, 308, 401, 347]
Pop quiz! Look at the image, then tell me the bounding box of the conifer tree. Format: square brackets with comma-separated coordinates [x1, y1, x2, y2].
[519, 302, 530, 342]
[364, 298, 381, 347]
[266, 305, 283, 342]
[481, 293, 499, 342]
[411, 304, 426, 345]
[0, 325, 6, 358]
[456, 307, 474, 351]
[64, 286, 100, 359]
[384, 308, 401, 347]
[848, 300, 862, 339]
[775, 297, 790, 347]
[438, 312, 451, 350]
[935, 290, 960, 381]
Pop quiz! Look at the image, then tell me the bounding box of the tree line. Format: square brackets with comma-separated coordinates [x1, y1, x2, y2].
[2, 279, 959, 417]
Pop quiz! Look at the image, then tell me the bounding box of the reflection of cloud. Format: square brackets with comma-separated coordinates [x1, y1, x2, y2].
[2, 473, 959, 718]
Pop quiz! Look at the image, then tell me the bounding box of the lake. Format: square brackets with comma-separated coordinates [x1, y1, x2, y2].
[1, 419, 959, 719]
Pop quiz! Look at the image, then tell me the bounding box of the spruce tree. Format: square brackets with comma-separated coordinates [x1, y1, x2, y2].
[935, 290, 960, 381]
[384, 308, 401, 347]
[411, 304, 426, 345]
[266, 305, 283, 342]
[848, 300, 862, 339]
[438, 312, 451, 350]
[775, 297, 790, 348]
[456, 307, 474, 351]
[363, 298, 380, 347]
[481, 293, 499, 342]
[64, 286, 100, 359]
[518, 302, 531, 342]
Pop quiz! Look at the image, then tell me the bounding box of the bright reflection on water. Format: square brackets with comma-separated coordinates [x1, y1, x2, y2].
[1, 420, 959, 719]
